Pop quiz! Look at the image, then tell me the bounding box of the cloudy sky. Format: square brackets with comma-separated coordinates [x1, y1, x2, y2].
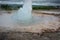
[0, 0, 60, 6]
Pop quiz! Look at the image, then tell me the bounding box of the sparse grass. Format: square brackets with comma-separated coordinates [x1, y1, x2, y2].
[0, 5, 20, 10]
[1, 5, 12, 11]
[0, 4, 60, 10]
[32, 6, 59, 10]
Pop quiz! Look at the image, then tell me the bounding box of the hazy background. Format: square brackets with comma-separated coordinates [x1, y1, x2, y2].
[0, 0, 60, 6]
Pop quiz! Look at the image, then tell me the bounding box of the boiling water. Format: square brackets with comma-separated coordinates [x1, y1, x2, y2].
[0, 0, 59, 28]
[13, 0, 32, 24]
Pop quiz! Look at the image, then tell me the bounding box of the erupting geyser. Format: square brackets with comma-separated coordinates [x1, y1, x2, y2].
[13, 0, 32, 24]
[0, 0, 60, 33]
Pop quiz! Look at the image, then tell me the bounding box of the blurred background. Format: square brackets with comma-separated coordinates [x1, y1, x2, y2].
[0, 0, 60, 10]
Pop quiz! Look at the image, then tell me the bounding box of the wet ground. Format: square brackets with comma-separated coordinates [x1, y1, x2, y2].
[0, 10, 60, 33]
[0, 31, 60, 40]
[0, 10, 60, 40]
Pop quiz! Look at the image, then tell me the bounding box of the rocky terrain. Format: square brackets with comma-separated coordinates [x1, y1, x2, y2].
[0, 10, 60, 40]
[0, 31, 60, 40]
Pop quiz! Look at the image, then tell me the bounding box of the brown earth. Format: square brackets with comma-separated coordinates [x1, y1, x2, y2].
[0, 10, 60, 40]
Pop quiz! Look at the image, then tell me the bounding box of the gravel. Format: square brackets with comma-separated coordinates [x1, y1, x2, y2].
[0, 31, 60, 40]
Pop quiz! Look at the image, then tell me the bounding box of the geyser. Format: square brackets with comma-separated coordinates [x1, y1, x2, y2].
[0, 0, 59, 33]
[13, 0, 32, 24]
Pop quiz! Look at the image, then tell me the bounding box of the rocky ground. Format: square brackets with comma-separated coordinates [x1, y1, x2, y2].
[0, 10, 60, 40]
[0, 31, 60, 40]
